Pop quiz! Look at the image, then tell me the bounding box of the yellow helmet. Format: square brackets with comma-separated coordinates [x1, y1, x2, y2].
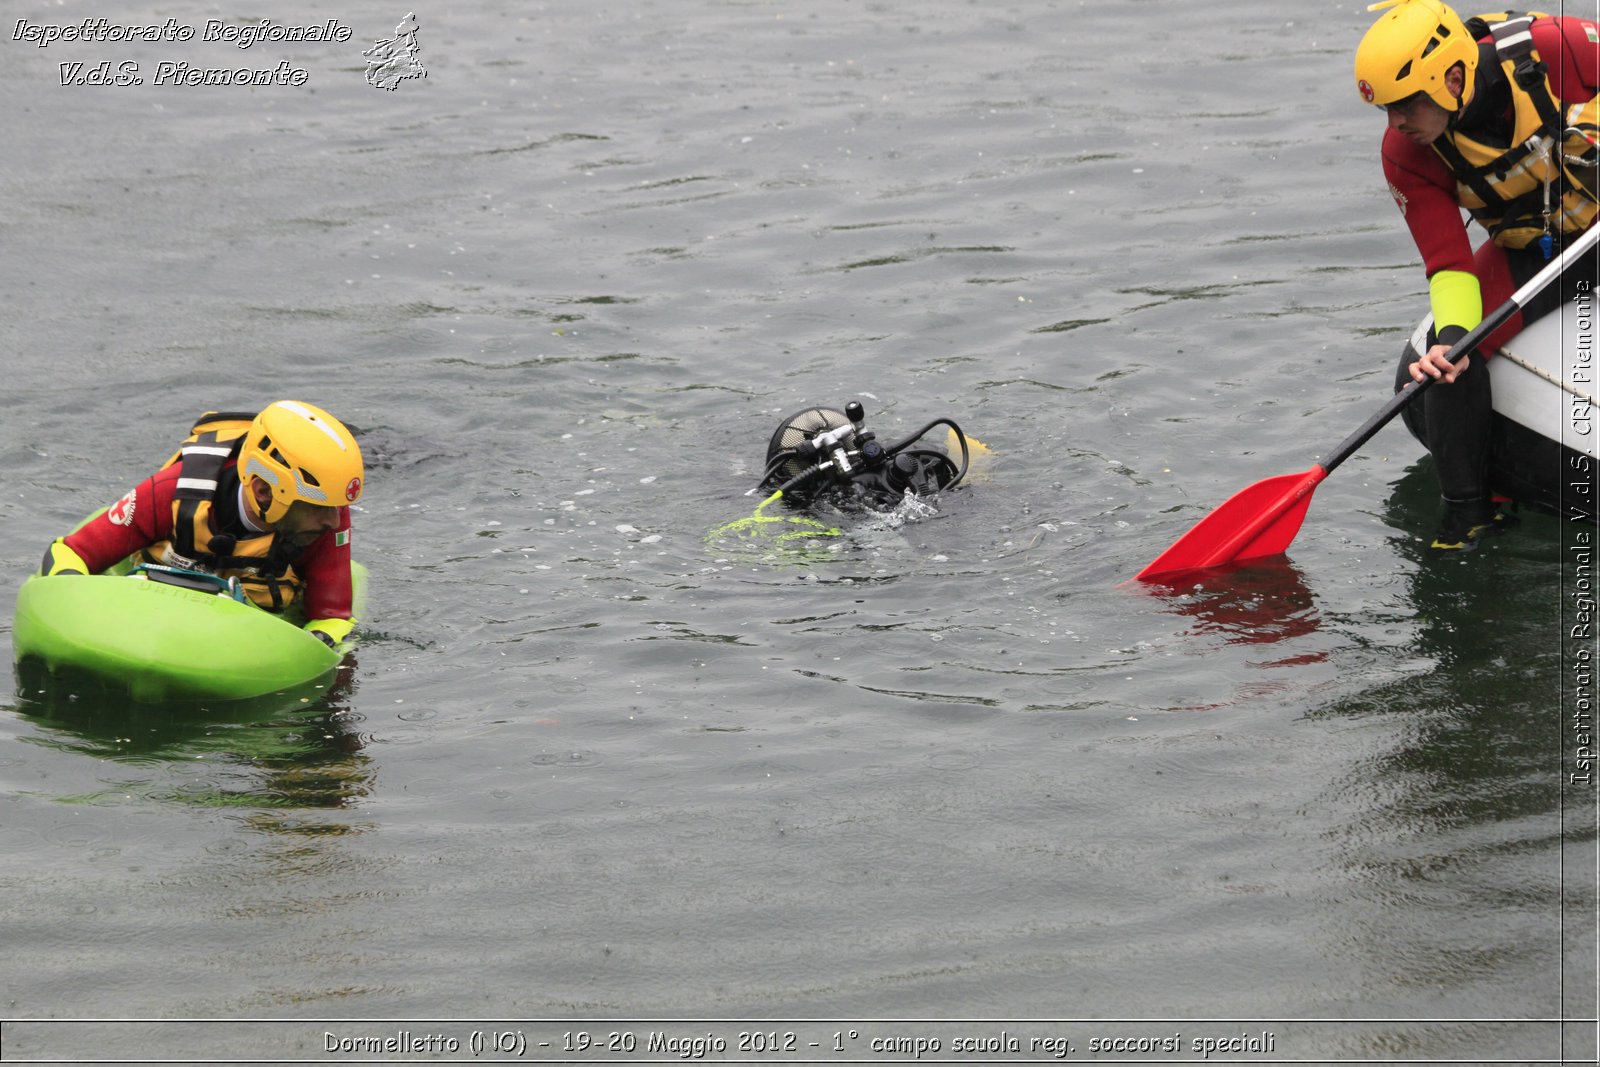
[237, 400, 364, 525]
[1355, 0, 1478, 112]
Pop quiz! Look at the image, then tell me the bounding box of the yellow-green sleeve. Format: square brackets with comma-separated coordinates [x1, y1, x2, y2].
[1428, 269, 1482, 341]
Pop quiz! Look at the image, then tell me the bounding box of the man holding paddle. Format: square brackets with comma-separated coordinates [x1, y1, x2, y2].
[1135, 4, 1599, 581]
[1356, 0, 1600, 549]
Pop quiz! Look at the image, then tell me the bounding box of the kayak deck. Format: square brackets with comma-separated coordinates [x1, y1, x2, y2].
[12, 564, 366, 702]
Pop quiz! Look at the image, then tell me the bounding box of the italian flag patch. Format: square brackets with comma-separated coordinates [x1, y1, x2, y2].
[335, 530, 350, 547]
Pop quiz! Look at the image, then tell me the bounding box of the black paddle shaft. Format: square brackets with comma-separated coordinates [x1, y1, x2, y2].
[1320, 227, 1600, 477]
[1319, 311, 1490, 475]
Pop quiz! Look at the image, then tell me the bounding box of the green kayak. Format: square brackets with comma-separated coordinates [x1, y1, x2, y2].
[13, 563, 367, 703]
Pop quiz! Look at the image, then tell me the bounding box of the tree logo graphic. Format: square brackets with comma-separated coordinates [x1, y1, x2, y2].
[364, 12, 426, 90]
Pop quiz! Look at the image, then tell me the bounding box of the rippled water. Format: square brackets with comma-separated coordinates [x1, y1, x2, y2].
[2, 0, 1595, 1062]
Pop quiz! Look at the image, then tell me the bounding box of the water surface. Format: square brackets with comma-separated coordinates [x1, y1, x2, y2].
[1, 1, 1594, 1062]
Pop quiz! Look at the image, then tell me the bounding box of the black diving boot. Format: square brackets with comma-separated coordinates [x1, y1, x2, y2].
[1429, 495, 1515, 553]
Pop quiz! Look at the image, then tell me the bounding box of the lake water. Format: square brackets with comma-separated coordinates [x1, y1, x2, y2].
[1, 1, 1596, 1063]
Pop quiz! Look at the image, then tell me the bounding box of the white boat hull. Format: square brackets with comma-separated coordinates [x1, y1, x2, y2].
[1408, 297, 1597, 459]
[1404, 296, 1597, 516]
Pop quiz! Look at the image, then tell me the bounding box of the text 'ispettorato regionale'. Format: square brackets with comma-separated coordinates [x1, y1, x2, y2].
[12, 18, 353, 49]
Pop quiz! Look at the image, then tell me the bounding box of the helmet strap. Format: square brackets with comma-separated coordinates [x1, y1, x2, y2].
[241, 477, 276, 530]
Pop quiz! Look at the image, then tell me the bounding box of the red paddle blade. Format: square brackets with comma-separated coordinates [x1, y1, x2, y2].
[1135, 466, 1328, 581]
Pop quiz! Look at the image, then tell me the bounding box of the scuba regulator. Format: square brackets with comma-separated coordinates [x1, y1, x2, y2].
[756, 401, 970, 509]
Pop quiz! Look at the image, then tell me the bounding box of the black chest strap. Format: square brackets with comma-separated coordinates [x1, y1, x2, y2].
[171, 428, 240, 564]
[1488, 15, 1565, 134]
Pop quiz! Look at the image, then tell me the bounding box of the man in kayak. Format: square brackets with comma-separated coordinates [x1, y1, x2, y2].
[38, 401, 364, 647]
[1354, 0, 1599, 549]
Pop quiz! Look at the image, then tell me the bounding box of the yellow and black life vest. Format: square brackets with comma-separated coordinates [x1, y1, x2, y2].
[139, 411, 306, 611]
[1431, 12, 1600, 249]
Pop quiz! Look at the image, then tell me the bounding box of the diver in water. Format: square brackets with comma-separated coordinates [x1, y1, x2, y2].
[756, 401, 970, 510]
